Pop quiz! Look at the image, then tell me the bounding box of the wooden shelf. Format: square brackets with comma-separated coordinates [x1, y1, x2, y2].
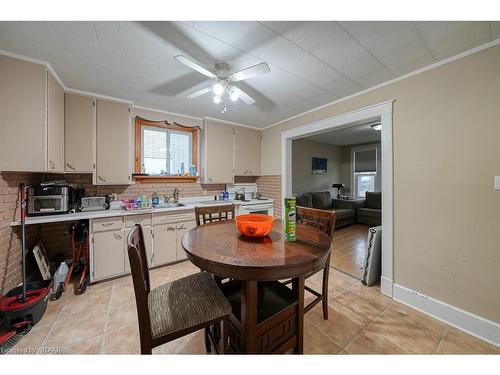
[133, 175, 198, 183]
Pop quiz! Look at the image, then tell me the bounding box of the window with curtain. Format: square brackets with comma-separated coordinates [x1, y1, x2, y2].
[353, 148, 377, 198]
[134, 118, 198, 182]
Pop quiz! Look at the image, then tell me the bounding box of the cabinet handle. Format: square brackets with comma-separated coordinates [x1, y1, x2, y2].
[167, 226, 176, 231]
[208, 177, 213, 182]
[134, 218, 143, 223]
[66, 162, 76, 170]
[114, 233, 122, 240]
[98, 175, 107, 182]
[177, 224, 185, 230]
[101, 222, 114, 227]
[49, 160, 55, 170]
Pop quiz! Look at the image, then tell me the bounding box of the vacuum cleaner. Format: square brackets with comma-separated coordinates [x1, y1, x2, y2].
[0, 184, 51, 354]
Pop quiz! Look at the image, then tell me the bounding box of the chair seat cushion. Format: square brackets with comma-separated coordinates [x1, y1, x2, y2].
[329, 208, 354, 220]
[357, 207, 381, 218]
[148, 272, 231, 340]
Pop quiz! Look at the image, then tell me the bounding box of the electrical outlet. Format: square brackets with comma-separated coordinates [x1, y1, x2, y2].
[494, 176, 500, 191]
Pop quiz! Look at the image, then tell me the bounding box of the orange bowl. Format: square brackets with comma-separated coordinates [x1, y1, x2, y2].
[235, 214, 274, 238]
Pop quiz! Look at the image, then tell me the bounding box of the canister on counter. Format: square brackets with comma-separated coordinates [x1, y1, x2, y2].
[284, 197, 296, 241]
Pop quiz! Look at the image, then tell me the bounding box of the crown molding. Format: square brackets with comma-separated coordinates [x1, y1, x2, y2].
[262, 38, 500, 131]
[203, 116, 262, 130]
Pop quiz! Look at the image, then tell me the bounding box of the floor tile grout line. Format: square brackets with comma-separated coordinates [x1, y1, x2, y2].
[432, 327, 449, 354]
[339, 299, 394, 353]
[99, 280, 116, 354]
[39, 298, 69, 349]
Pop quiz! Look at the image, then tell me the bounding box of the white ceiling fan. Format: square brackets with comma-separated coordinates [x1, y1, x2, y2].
[173, 55, 270, 112]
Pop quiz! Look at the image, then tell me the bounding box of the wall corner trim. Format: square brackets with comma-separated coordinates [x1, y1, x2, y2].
[393, 283, 500, 348]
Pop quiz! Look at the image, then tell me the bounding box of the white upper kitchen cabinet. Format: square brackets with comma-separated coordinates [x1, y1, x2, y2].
[47, 71, 65, 173]
[65, 93, 95, 173]
[234, 126, 261, 176]
[95, 99, 132, 185]
[201, 119, 234, 183]
[0, 55, 64, 172]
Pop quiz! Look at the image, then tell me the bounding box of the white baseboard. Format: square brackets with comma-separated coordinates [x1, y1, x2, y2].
[380, 276, 393, 297]
[393, 284, 500, 348]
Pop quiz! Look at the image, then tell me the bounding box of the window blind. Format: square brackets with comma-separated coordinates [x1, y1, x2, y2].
[354, 149, 377, 173]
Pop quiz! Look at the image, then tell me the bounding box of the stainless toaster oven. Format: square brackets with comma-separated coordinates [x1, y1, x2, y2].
[27, 186, 70, 216]
[79, 196, 109, 212]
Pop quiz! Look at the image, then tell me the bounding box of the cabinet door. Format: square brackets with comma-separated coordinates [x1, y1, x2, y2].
[153, 224, 177, 266]
[47, 72, 65, 172]
[125, 225, 153, 272]
[96, 99, 131, 185]
[234, 126, 261, 176]
[0, 55, 46, 171]
[93, 229, 125, 280]
[65, 93, 95, 172]
[203, 120, 234, 183]
[176, 220, 196, 260]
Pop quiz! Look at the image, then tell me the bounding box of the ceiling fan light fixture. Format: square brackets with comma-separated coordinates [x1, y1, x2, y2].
[229, 89, 239, 102]
[212, 82, 224, 96]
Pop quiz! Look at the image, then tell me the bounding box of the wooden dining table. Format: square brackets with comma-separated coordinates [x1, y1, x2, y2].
[181, 218, 331, 354]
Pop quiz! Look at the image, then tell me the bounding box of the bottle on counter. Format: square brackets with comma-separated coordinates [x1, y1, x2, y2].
[180, 162, 185, 176]
[189, 164, 196, 176]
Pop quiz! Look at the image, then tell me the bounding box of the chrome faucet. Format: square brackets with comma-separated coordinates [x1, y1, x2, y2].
[173, 188, 179, 204]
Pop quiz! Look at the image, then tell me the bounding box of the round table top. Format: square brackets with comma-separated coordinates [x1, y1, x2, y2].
[181, 219, 332, 281]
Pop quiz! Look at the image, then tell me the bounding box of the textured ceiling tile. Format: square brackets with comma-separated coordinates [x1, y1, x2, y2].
[94, 21, 142, 56]
[123, 55, 159, 78]
[491, 22, 500, 39]
[415, 21, 491, 60]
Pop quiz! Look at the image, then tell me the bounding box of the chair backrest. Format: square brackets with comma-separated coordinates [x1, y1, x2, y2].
[127, 224, 152, 345]
[296, 206, 336, 241]
[195, 203, 235, 226]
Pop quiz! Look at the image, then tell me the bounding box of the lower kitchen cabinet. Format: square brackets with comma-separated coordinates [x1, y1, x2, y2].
[152, 223, 178, 266]
[90, 210, 196, 282]
[124, 225, 153, 272]
[176, 220, 196, 260]
[92, 228, 125, 281]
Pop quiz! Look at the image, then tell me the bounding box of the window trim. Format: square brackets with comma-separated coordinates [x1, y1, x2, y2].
[134, 117, 199, 183]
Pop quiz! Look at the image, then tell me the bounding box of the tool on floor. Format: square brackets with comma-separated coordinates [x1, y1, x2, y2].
[54, 221, 89, 299]
[0, 184, 51, 354]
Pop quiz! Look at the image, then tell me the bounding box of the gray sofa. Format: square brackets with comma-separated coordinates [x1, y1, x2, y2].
[295, 191, 357, 229]
[355, 191, 382, 226]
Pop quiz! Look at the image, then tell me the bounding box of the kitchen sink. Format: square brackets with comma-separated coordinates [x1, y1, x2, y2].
[154, 203, 186, 208]
[199, 200, 235, 205]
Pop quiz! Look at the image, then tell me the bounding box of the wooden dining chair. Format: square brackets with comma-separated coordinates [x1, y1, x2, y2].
[194, 204, 236, 226]
[285, 206, 336, 320]
[127, 224, 231, 354]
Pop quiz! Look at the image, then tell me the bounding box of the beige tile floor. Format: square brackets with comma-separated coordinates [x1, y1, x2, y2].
[7, 261, 500, 355]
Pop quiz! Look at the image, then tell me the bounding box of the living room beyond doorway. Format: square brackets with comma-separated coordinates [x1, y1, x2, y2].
[291, 119, 382, 281]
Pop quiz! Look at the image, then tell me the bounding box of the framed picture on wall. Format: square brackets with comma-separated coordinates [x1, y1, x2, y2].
[312, 157, 327, 174]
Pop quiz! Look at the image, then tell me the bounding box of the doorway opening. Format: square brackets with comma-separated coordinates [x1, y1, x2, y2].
[281, 101, 393, 297]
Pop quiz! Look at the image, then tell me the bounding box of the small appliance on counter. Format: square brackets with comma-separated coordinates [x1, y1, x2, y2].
[27, 184, 71, 216]
[79, 196, 109, 212]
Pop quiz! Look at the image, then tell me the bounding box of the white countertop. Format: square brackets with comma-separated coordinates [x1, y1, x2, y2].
[10, 197, 274, 226]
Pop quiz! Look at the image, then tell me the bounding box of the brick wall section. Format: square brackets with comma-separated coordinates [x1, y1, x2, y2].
[0, 172, 42, 294]
[1, 171, 284, 291]
[256, 175, 282, 219]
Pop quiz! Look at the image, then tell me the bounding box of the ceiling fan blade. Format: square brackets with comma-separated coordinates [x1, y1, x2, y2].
[186, 87, 212, 98]
[174, 55, 216, 79]
[229, 62, 270, 82]
[232, 86, 256, 105]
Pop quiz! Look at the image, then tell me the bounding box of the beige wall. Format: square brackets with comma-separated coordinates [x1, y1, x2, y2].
[292, 139, 342, 194]
[261, 45, 500, 323]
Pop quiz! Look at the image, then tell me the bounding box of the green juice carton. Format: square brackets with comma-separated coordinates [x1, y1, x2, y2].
[284, 197, 296, 241]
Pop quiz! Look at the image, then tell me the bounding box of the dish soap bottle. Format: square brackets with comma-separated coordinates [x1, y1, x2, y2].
[180, 162, 185, 176]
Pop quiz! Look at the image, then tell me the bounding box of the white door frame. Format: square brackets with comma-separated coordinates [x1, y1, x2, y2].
[281, 100, 394, 297]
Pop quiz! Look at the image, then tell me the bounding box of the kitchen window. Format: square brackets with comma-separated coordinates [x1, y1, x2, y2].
[134, 118, 198, 183]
